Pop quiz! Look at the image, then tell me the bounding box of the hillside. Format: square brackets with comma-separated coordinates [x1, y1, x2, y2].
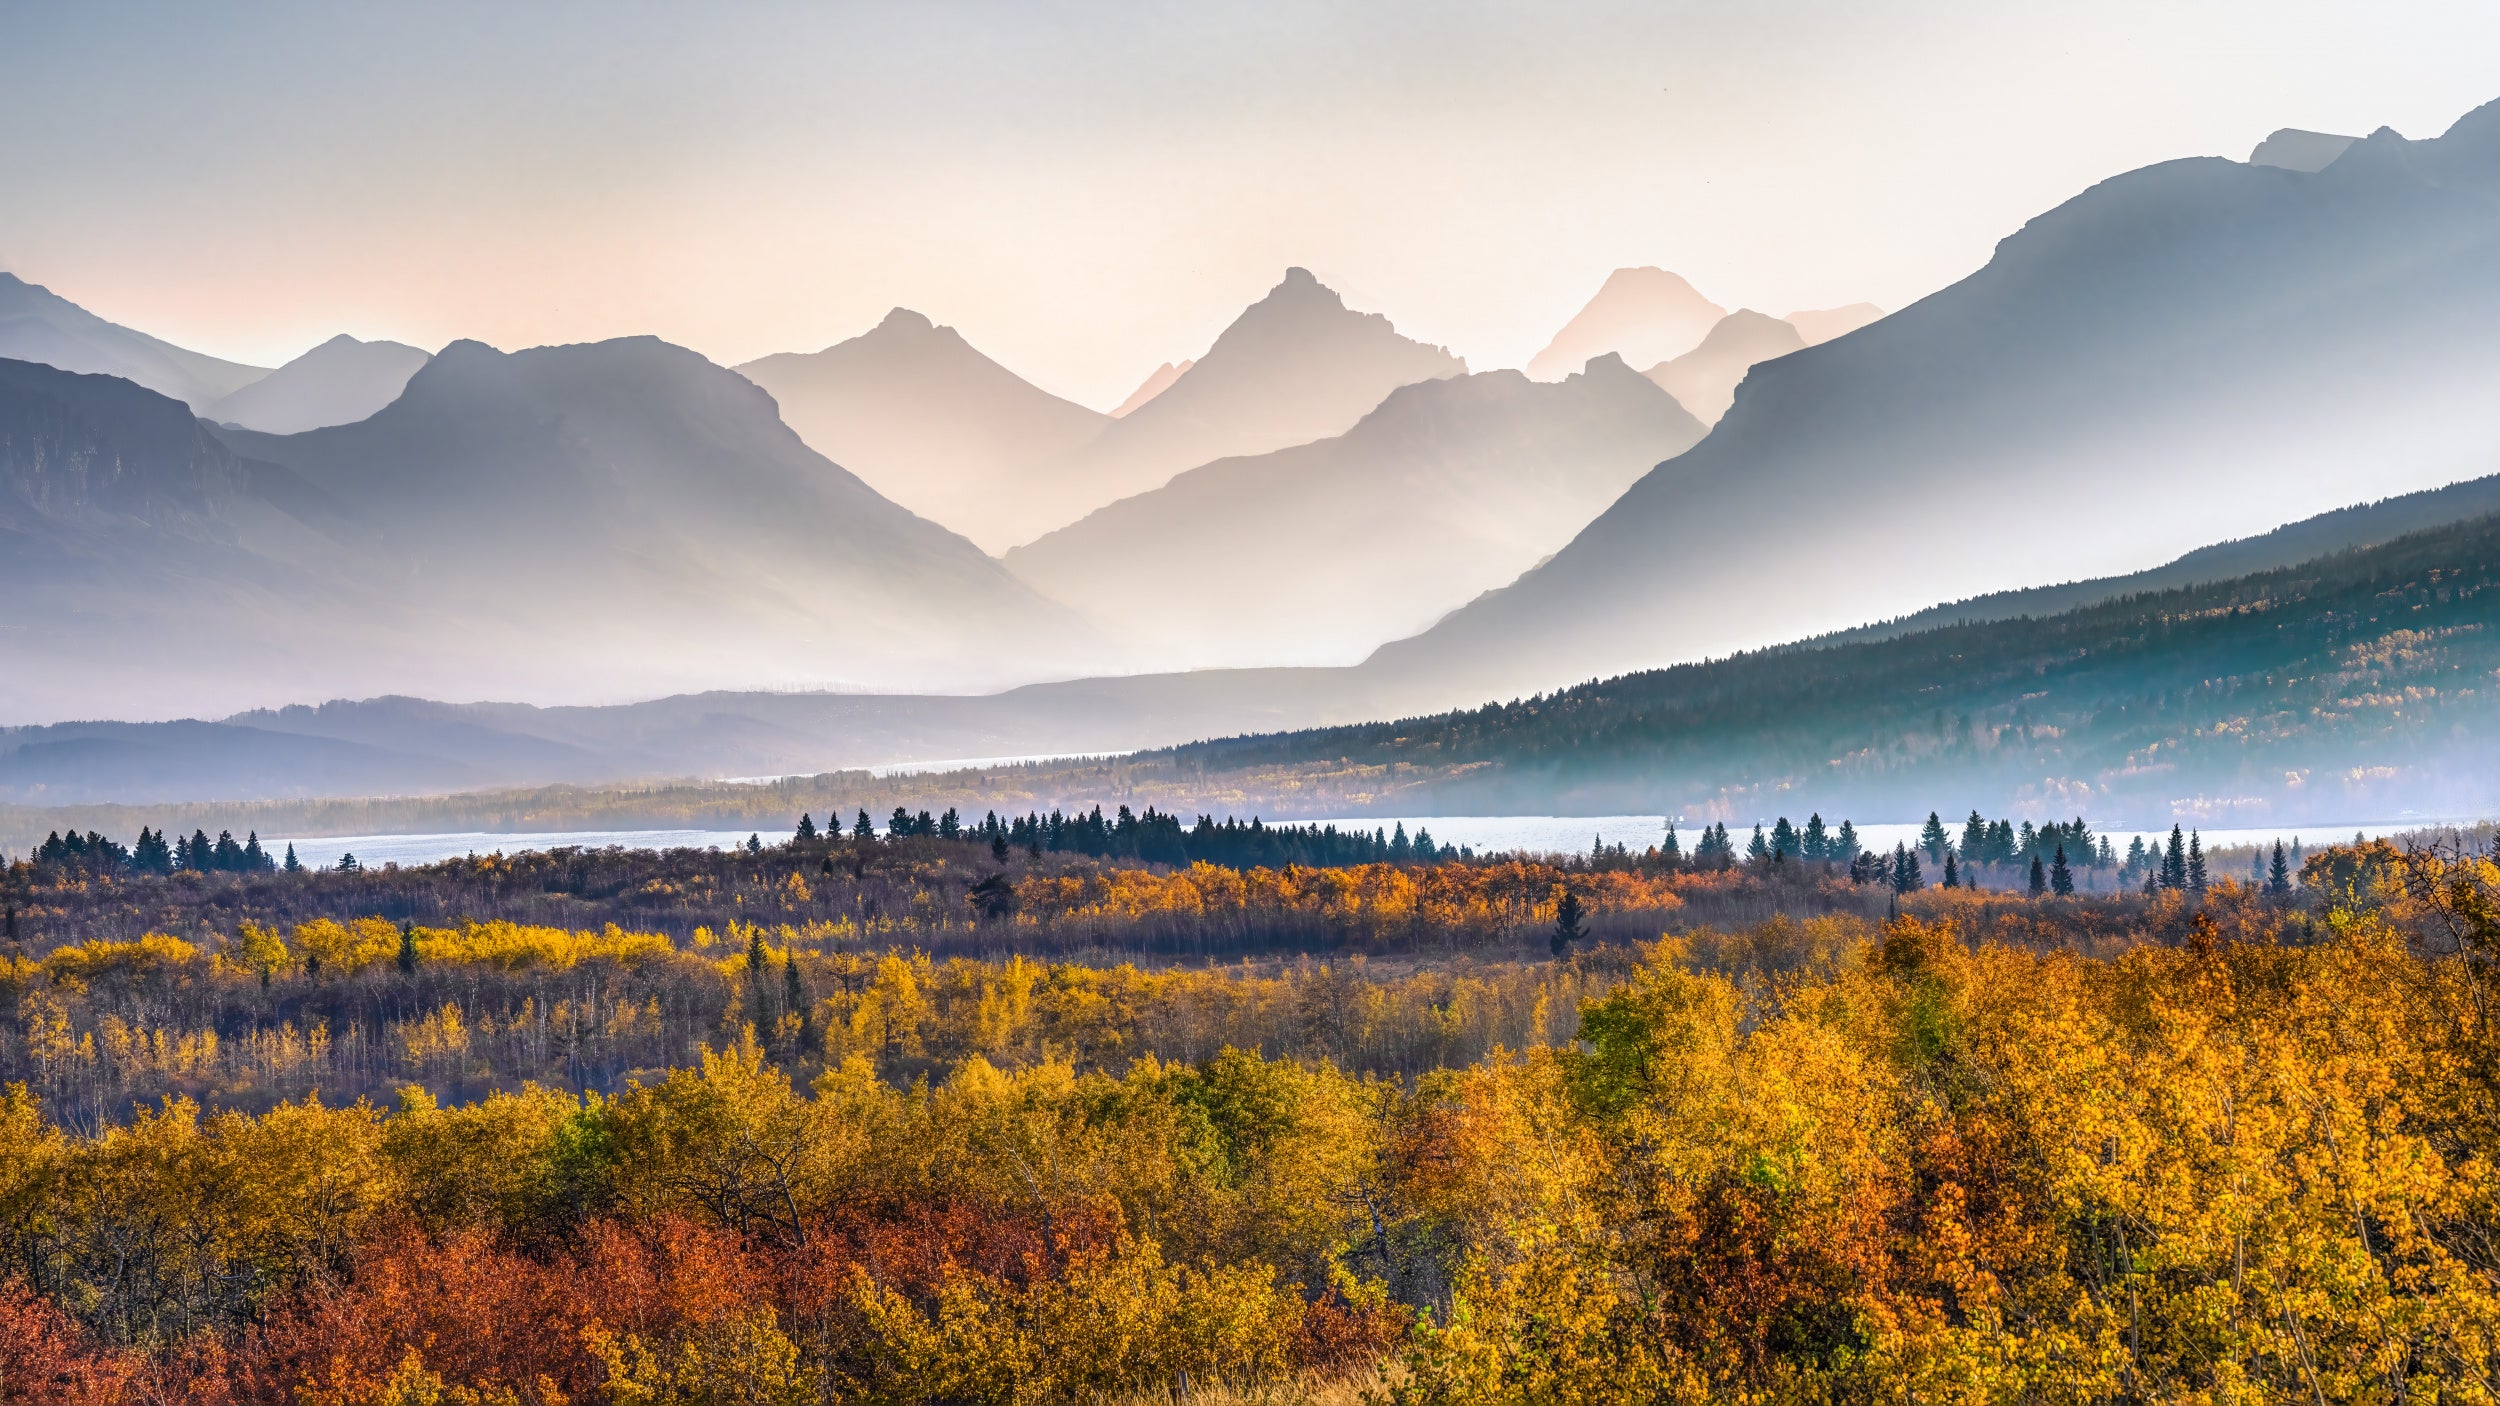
[1020, 268, 1465, 540]
[734, 309, 1110, 552]
[1161, 510, 2500, 826]
[206, 333, 431, 433]
[0, 271, 268, 410]
[1006, 356, 1706, 669]
[1367, 98, 2500, 705]
[1641, 309, 1807, 426]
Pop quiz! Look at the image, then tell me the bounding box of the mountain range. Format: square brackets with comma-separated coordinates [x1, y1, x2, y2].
[1641, 309, 1808, 426]
[1003, 355, 1707, 669]
[0, 336, 1103, 721]
[1525, 267, 1725, 379]
[1364, 97, 2500, 704]
[735, 309, 1112, 553]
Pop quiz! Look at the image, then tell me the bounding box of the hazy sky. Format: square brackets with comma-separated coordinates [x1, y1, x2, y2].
[4, 1, 2497, 409]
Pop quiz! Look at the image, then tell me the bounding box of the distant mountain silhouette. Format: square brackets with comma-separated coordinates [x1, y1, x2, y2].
[1110, 359, 1194, 417]
[1525, 268, 1726, 381]
[1641, 309, 1806, 426]
[1005, 355, 1707, 669]
[1783, 303, 1885, 346]
[0, 272, 268, 411]
[208, 333, 431, 433]
[736, 309, 1110, 552]
[2250, 128, 2358, 172]
[1019, 268, 1465, 541]
[0, 338, 1106, 720]
[1365, 96, 2500, 705]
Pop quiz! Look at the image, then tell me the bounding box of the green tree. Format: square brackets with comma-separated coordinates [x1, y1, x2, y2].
[2050, 844, 2074, 896]
[1550, 890, 1586, 958]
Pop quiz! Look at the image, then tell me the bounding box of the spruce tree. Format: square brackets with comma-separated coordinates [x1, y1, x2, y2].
[2163, 826, 2188, 891]
[2187, 832, 2207, 894]
[282, 842, 302, 874]
[1920, 812, 1950, 863]
[1960, 811, 1988, 865]
[1550, 890, 1586, 958]
[796, 814, 817, 843]
[397, 921, 419, 977]
[2124, 835, 2148, 883]
[2268, 841, 2293, 897]
[1834, 820, 1860, 864]
[1748, 825, 1770, 862]
[1661, 825, 1682, 862]
[1802, 814, 1827, 861]
[2050, 845, 2074, 896]
[1771, 817, 1797, 860]
[2029, 855, 2048, 897]
[1942, 851, 1960, 889]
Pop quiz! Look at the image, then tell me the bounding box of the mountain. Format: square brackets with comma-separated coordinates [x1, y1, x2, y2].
[1524, 268, 1726, 381]
[1004, 355, 1708, 669]
[1641, 310, 1807, 426]
[206, 334, 432, 433]
[1784, 304, 1885, 346]
[1366, 97, 2500, 706]
[1110, 359, 1193, 417]
[2251, 128, 2358, 172]
[1019, 269, 1466, 541]
[0, 337, 1106, 720]
[734, 309, 1110, 553]
[1153, 509, 2500, 827]
[0, 272, 268, 411]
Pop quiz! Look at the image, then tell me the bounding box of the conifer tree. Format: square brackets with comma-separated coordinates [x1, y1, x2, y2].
[1802, 814, 1827, 861]
[1961, 811, 1988, 865]
[854, 809, 874, 840]
[1771, 817, 1797, 859]
[2050, 845, 2074, 896]
[992, 832, 1010, 863]
[1834, 820, 1861, 864]
[1661, 825, 1682, 863]
[2188, 831, 2208, 894]
[1748, 825, 1770, 862]
[243, 832, 267, 870]
[784, 952, 807, 1023]
[1550, 890, 1586, 958]
[1893, 844, 1923, 893]
[795, 814, 817, 843]
[2268, 840, 2293, 897]
[2163, 825, 2188, 890]
[2029, 854, 2048, 897]
[397, 921, 419, 977]
[1920, 812, 1950, 863]
[282, 842, 301, 874]
[1942, 851, 1960, 888]
[1390, 824, 1412, 862]
[2124, 835, 2149, 882]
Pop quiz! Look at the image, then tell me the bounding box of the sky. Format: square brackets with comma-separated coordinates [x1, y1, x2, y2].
[4, 1, 2498, 410]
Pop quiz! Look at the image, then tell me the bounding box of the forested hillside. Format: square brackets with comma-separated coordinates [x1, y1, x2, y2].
[1161, 510, 2500, 825]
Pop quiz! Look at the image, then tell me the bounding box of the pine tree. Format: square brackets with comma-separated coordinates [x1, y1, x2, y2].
[2187, 832, 2208, 894]
[1961, 810, 1989, 866]
[2050, 845, 2074, 896]
[1942, 851, 1960, 888]
[1771, 817, 1798, 860]
[2268, 840, 2293, 897]
[784, 952, 807, 1024]
[992, 832, 1010, 863]
[1661, 825, 1682, 862]
[397, 921, 419, 977]
[746, 833, 763, 855]
[2029, 855, 2048, 897]
[1748, 825, 1770, 862]
[1893, 844, 1923, 893]
[1391, 824, 1412, 861]
[1802, 814, 1828, 861]
[747, 927, 770, 979]
[2163, 825, 2188, 890]
[853, 809, 874, 840]
[1834, 820, 1861, 864]
[1550, 890, 1586, 958]
[795, 814, 817, 843]
[243, 831, 268, 870]
[2124, 835, 2148, 882]
[282, 842, 302, 874]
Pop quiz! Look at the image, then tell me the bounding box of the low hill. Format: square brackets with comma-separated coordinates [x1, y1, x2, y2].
[1155, 510, 2500, 827]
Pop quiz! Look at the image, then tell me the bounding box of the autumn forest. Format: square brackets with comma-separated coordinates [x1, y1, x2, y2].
[0, 824, 2495, 1404]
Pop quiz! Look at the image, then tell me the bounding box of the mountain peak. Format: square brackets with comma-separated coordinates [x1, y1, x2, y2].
[874, 307, 938, 335]
[1527, 267, 1727, 380]
[2249, 127, 2359, 172]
